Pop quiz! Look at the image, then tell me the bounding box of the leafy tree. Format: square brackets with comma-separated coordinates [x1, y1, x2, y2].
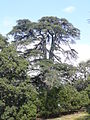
[85, 84, 90, 99]
[7, 16, 80, 89]
[0, 78, 38, 119]
[1, 15, 90, 120]
[1, 106, 17, 120]
[37, 84, 89, 118]
[35, 17, 80, 61]
[0, 34, 8, 50]
[76, 60, 90, 80]
[74, 78, 90, 91]
[0, 35, 38, 119]
[0, 45, 29, 84]
[16, 102, 37, 120]
[8, 16, 80, 62]
[79, 91, 89, 107]
[0, 100, 5, 116]
[85, 84, 90, 114]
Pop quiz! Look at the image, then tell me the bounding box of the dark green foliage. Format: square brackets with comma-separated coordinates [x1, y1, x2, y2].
[16, 102, 37, 120]
[16, 82, 38, 120]
[85, 85, 90, 114]
[38, 85, 89, 118]
[1, 106, 17, 120]
[38, 87, 60, 118]
[0, 45, 29, 84]
[0, 34, 8, 49]
[0, 40, 37, 119]
[0, 100, 5, 116]
[0, 40, 89, 119]
[0, 78, 38, 120]
[57, 85, 89, 113]
[74, 78, 90, 91]
[36, 60, 76, 88]
[0, 16, 90, 120]
[85, 84, 90, 99]
[86, 105, 90, 114]
[8, 19, 34, 42]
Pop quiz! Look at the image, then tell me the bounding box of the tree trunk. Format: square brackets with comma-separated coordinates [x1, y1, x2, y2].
[49, 35, 54, 61]
[40, 32, 47, 59]
[42, 39, 47, 59]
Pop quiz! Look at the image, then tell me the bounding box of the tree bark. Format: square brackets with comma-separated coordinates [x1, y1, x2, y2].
[49, 35, 54, 61]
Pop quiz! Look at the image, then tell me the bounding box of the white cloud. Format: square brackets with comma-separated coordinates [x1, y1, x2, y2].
[72, 44, 90, 64]
[63, 6, 75, 13]
[54, 43, 90, 65]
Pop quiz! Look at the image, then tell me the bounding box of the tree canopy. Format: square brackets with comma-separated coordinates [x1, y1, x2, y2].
[0, 16, 89, 120]
[8, 16, 80, 62]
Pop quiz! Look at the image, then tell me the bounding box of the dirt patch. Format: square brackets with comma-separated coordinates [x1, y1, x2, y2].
[47, 112, 89, 120]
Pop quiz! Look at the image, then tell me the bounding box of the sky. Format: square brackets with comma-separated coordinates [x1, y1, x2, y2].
[0, 0, 90, 63]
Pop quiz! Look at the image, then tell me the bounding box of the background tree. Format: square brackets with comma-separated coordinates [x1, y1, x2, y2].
[0, 16, 89, 119]
[8, 16, 80, 62]
[8, 16, 80, 87]
[35, 17, 80, 61]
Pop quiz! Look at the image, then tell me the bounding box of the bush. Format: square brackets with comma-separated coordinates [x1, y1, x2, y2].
[38, 87, 60, 118]
[16, 102, 37, 120]
[38, 84, 90, 118]
[1, 106, 17, 120]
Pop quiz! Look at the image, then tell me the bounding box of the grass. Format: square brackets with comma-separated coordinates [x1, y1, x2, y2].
[47, 112, 89, 120]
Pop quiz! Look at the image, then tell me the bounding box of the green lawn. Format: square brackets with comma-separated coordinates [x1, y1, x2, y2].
[47, 112, 90, 120]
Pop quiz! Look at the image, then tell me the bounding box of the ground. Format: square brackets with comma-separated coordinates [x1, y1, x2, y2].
[46, 112, 90, 120]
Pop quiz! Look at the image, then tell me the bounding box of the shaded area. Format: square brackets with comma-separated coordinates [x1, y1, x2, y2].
[46, 112, 89, 120]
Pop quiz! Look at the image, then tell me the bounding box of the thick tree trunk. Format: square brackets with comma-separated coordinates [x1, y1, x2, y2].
[49, 35, 54, 61]
[40, 32, 47, 59]
[42, 39, 47, 59]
